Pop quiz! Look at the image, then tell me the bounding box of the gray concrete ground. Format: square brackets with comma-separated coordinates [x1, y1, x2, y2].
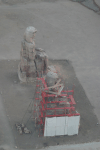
[0, 0, 100, 149]
[40, 142, 100, 150]
[95, 0, 100, 7]
[0, 95, 15, 148]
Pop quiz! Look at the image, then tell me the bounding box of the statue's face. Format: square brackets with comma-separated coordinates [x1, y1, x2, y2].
[31, 33, 36, 42]
[33, 33, 36, 38]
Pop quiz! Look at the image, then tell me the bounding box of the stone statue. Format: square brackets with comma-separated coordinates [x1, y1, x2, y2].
[18, 26, 48, 82]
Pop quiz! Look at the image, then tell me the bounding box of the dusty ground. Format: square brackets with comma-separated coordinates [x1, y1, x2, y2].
[0, 0, 58, 5]
[0, 59, 100, 149]
[0, 0, 100, 149]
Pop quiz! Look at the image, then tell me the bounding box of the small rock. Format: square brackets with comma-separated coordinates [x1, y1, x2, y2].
[24, 127, 31, 133]
[15, 146, 17, 149]
[21, 123, 25, 127]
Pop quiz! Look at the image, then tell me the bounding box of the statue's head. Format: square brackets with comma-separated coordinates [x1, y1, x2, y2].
[26, 26, 37, 33]
[24, 26, 37, 43]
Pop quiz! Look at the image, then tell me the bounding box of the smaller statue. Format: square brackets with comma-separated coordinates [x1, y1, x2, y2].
[45, 70, 64, 95]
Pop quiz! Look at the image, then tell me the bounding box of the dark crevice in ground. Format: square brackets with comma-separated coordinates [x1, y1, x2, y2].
[72, 0, 100, 12]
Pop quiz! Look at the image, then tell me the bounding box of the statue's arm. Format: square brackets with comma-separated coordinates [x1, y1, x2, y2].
[35, 47, 45, 52]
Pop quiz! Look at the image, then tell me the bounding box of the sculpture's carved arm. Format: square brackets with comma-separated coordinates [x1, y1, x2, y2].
[35, 47, 45, 52]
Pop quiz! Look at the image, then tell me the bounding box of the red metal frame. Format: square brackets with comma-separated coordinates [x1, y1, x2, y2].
[34, 77, 80, 136]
